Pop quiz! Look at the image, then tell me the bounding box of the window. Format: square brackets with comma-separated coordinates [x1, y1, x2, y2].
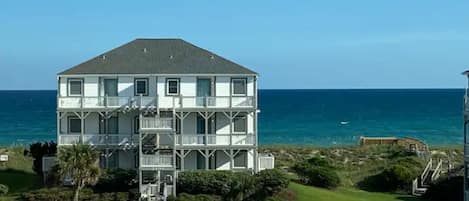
[134, 78, 148, 96]
[134, 116, 140, 134]
[234, 150, 247, 168]
[232, 78, 247, 96]
[68, 117, 81, 133]
[233, 115, 247, 133]
[68, 79, 83, 96]
[166, 78, 179, 95]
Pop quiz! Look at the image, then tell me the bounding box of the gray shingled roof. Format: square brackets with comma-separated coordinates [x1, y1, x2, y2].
[58, 39, 257, 75]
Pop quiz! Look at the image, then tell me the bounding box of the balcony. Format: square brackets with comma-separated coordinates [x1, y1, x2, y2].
[141, 154, 173, 168]
[58, 134, 138, 146]
[58, 96, 255, 109]
[178, 96, 254, 108]
[175, 134, 255, 146]
[58, 96, 157, 109]
[140, 117, 173, 131]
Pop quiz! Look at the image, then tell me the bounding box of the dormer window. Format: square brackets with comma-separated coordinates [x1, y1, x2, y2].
[166, 78, 180, 95]
[68, 79, 83, 96]
[232, 78, 247, 96]
[135, 78, 148, 96]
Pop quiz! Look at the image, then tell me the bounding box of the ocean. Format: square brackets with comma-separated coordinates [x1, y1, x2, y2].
[0, 89, 464, 146]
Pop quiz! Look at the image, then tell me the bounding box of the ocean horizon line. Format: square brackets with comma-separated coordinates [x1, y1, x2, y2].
[0, 88, 465, 91]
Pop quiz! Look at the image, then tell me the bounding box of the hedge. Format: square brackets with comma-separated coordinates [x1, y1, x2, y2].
[19, 188, 130, 201]
[293, 157, 340, 189]
[177, 169, 289, 201]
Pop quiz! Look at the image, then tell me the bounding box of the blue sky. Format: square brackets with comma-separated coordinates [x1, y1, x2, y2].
[1, 1, 469, 89]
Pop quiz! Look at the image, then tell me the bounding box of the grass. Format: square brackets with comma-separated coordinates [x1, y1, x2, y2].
[288, 182, 424, 201]
[0, 146, 42, 199]
[260, 144, 463, 187]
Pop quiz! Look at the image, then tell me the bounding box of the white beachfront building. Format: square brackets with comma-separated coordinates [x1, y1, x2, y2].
[56, 39, 273, 200]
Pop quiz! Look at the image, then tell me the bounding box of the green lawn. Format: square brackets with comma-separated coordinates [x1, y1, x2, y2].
[0, 147, 42, 198]
[289, 182, 424, 201]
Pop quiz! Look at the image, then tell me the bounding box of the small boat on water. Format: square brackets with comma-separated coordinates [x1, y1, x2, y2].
[340, 121, 349, 125]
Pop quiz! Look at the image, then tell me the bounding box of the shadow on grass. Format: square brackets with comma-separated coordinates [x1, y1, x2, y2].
[0, 168, 42, 193]
[395, 196, 427, 201]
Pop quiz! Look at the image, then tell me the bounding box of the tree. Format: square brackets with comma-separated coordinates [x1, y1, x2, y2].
[58, 144, 101, 201]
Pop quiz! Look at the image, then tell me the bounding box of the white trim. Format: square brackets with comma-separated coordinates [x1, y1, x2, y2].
[233, 150, 248, 168]
[231, 78, 247, 96]
[232, 114, 247, 134]
[67, 78, 83, 96]
[134, 78, 149, 96]
[58, 74, 258, 78]
[166, 78, 180, 96]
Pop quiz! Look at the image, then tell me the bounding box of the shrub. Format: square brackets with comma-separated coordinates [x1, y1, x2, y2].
[177, 170, 290, 201]
[293, 157, 340, 189]
[168, 193, 222, 201]
[177, 170, 252, 197]
[29, 141, 57, 174]
[424, 176, 463, 201]
[255, 169, 290, 198]
[93, 168, 137, 193]
[357, 157, 423, 192]
[0, 184, 9, 195]
[306, 157, 333, 168]
[19, 188, 130, 201]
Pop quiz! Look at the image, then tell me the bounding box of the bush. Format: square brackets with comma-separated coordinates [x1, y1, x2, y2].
[0, 184, 9, 195]
[168, 193, 221, 201]
[93, 168, 137, 193]
[357, 157, 423, 192]
[255, 169, 290, 198]
[293, 157, 340, 189]
[177, 170, 253, 197]
[306, 157, 333, 168]
[29, 141, 57, 174]
[424, 176, 463, 201]
[19, 188, 130, 201]
[177, 170, 290, 201]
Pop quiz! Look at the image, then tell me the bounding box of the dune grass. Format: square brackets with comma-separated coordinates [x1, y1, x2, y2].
[289, 182, 424, 201]
[0, 147, 42, 199]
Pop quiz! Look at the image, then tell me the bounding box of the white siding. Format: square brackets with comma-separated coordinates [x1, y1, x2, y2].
[215, 150, 231, 170]
[118, 150, 136, 169]
[84, 113, 99, 134]
[215, 113, 230, 134]
[182, 113, 197, 134]
[84, 77, 99, 96]
[215, 76, 230, 96]
[59, 77, 67, 96]
[247, 76, 254, 96]
[180, 76, 196, 96]
[118, 76, 133, 96]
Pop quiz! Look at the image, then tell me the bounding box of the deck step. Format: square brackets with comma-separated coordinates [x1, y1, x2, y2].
[413, 187, 428, 196]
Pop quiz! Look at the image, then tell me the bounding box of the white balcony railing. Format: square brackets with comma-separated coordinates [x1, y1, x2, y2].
[141, 154, 173, 167]
[178, 96, 254, 108]
[57, 96, 156, 109]
[175, 134, 254, 146]
[141, 117, 173, 130]
[59, 134, 138, 146]
[58, 96, 254, 109]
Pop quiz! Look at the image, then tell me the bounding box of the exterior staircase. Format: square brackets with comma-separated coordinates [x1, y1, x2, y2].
[412, 158, 444, 196]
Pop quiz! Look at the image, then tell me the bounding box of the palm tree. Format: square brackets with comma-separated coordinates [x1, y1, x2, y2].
[57, 144, 101, 201]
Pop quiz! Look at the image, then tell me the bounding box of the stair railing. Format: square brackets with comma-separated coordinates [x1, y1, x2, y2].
[431, 159, 443, 182]
[412, 178, 419, 196]
[420, 158, 433, 186]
